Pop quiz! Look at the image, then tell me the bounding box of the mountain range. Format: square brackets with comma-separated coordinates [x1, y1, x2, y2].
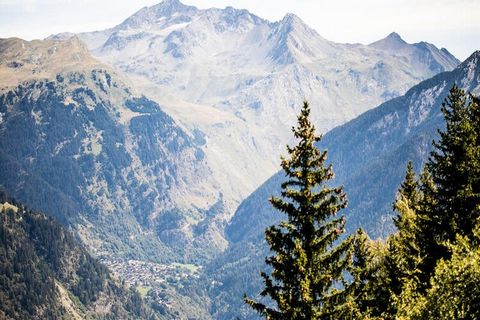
[52, 0, 459, 218]
[1, 0, 459, 266]
[0, 0, 475, 318]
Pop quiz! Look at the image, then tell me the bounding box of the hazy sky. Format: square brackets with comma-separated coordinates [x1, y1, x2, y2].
[0, 0, 478, 60]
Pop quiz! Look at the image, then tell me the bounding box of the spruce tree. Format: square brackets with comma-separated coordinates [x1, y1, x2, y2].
[419, 220, 480, 319]
[416, 167, 439, 282]
[368, 162, 423, 318]
[418, 85, 480, 276]
[364, 86, 480, 319]
[244, 101, 361, 319]
[428, 85, 480, 236]
[391, 161, 422, 280]
[395, 161, 419, 210]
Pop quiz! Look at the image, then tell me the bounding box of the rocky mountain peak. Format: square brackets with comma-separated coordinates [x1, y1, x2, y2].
[465, 50, 480, 64]
[276, 12, 315, 34]
[217, 6, 265, 26]
[385, 31, 404, 41]
[151, 0, 194, 16]
[118, 0, 197, 29]
[370, 31, 408, 50]
[281, 12, 302, 24]
[369, 32, 459, 74]
[266, 12, 328, 64]
[457, 50, 480, 90]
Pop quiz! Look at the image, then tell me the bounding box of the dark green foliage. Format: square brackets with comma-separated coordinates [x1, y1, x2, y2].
[0, 204, 60, 319]
[419, 225, 480, 319]
[366, 86, 480, 319]
[416, 85, 480, 278]
[395, 161, 420, 209]
[429, 87, 480, 238]
[245, 102, 363, 319]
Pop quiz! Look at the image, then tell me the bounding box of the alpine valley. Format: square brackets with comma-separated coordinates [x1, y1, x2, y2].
[0, 0, 476, 319]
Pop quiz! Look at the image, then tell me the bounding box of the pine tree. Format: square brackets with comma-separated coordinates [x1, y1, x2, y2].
[363, 86, 480, 319]
[391, 161, 422, 280]
[367, 162, 423, 318]
[428, 85, 480, 238]
[418, 85, 480, 277]
[244, 101, 361, 319]
[389, 192, 424, 319]
[415, 167, 440, 282]
[395, 161, 419, 210]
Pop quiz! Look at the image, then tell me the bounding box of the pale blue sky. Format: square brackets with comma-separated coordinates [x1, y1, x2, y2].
[0, 0, 478, 60]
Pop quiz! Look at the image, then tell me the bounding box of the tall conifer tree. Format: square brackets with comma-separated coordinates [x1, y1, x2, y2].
[368, 162, 423, 318]
[245, 102, 361, 319]
[396, 161, 419, 210]
[392, 161, 422, 278]
[418, 85, 480, 276]
[428, 85, 480, 238]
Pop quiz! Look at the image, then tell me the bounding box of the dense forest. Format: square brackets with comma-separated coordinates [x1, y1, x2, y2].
[247, 85, 480, 319]
[0, 191, 157, 320]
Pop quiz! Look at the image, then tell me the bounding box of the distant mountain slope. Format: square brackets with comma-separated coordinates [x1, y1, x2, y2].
[51, 0, 460, 210]
[369, 32, 459, 75]
[0, 37, 226, 263]
[0, 191, 155, 320]
[208, 51, 480, 319]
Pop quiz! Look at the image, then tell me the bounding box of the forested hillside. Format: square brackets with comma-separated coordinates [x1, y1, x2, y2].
[0, 37, 224, 264]
[0, 191, 156, 319]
